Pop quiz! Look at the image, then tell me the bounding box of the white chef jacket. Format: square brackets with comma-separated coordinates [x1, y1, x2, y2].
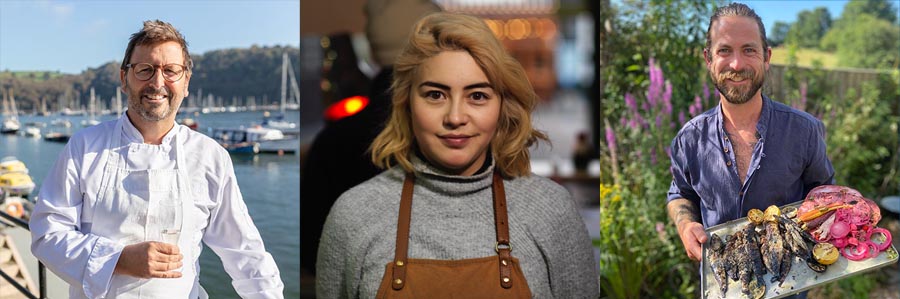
[29, 113, 284, 299]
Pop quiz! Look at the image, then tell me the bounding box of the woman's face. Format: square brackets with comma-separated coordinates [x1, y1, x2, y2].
[410, 50, 501, 176]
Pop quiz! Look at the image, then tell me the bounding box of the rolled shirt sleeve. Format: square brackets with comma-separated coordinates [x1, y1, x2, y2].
[203, 160, 284, 299]
[30, 140, 123, 299]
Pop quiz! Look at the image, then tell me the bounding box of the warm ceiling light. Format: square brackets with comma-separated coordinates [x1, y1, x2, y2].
[485, 19, 505, 39]
[505, 18, 530, 40]
[325, 95, 370, 121]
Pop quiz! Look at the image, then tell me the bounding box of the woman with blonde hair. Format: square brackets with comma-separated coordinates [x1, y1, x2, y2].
[316, 12, 598, 298]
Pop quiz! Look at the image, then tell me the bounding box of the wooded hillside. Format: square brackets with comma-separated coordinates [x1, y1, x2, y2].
[0, 45, 300, 113]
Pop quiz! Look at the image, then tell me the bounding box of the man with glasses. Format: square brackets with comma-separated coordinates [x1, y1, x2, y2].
[30, 20, 284, 298]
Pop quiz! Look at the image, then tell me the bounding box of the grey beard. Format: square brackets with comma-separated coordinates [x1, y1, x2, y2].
[129, 100, 173, 121]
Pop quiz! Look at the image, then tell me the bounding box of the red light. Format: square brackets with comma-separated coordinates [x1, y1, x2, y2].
[325, 95, 370, 121]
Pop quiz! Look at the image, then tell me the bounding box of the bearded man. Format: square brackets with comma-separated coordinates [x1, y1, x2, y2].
[665, 1, 834, 280]
[30, 20, 283, 299]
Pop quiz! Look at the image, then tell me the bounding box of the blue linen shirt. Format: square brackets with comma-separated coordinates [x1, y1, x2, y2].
[667, 95, 835, 228]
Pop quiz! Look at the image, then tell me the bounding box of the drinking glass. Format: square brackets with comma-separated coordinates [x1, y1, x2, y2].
[154, 199, 183, 272]
[156, 200, 182, 245]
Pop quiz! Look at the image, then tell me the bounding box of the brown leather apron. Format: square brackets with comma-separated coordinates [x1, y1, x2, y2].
[375, 172, 532, 298]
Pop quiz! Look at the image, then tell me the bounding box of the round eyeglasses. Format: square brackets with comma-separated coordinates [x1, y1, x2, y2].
[125, 63, 187, 82]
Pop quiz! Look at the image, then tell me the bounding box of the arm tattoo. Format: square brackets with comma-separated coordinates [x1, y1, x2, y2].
[668, 200, 700, 227]
[674, 204, 699, 225]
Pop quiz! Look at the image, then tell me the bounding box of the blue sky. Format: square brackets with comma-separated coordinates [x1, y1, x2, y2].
[742, 0, 848, 32]
[1, 0, 892, 74]
[0, 0, 299, 74]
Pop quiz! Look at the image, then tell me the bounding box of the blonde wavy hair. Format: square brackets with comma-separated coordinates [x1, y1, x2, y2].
[370, 12, 548, 178]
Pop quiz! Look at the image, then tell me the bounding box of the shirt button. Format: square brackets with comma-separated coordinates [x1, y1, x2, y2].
[726, 160, 732, 167]
[724, 147, 730, 153]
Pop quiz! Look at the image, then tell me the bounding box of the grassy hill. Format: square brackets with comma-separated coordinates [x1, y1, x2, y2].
[770, 46, 838, 69]
[0, 45, 298, 112]
[0, 71, 65, 82]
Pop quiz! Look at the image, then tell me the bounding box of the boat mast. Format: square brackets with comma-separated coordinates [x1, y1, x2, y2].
[90, 87, 96, 121]
[281, 52, 288, 115]
[10, 88, 18, 121]
[116, 87, 122, 115]
[1, 88, 6, 117]
[286, 54, 300, 110]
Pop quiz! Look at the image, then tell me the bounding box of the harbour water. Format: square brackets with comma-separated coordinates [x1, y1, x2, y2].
[0, 110, 300, 298]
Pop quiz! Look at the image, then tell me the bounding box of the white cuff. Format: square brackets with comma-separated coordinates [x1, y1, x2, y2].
[232, 274, 285, 299]
[82, 237, 124, 299]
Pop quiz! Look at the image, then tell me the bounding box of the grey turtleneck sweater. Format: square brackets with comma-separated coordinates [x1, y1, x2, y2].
[316, 157, 599, 298]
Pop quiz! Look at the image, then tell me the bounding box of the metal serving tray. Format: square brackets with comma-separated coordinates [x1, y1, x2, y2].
[700, 202, 898, 299]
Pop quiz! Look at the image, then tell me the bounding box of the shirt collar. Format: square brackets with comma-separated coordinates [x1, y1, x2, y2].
[121, 112, 179, 145]
[715, 95, 772, 139]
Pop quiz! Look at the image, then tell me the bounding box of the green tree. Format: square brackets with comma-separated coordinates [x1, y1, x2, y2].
[603, 0, 715, 117]
[821, 14, 900, 69]
[769, 21, 790, 47]
[841, 0, 897, 24]
[785, 7, 831, 48]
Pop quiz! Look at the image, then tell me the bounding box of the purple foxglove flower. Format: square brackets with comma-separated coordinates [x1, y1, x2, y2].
[605, 125, 617, 153]
[625, 93, 637, 112]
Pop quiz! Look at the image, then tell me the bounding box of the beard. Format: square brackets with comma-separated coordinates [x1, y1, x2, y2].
[710, 67, 765, 105]
[126, 83, 178, 122]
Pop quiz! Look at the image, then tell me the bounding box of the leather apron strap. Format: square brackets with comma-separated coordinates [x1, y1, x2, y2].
[390, 173, 415, 290]
[391, 171, 514, 290]
[492, 172, 513, 289]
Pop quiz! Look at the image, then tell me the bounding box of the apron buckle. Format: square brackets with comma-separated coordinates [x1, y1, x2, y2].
[495, 242, 512, 253]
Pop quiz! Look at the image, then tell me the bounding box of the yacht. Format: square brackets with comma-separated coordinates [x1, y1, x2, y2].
[1, 89, 20, 135]
[210, 126, 298, 154]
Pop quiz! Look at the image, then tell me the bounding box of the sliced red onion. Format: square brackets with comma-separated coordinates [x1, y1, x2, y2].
[842, 244, 869, 261]
[865, 241, 879, 258]
[867, 228, 892, 252]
